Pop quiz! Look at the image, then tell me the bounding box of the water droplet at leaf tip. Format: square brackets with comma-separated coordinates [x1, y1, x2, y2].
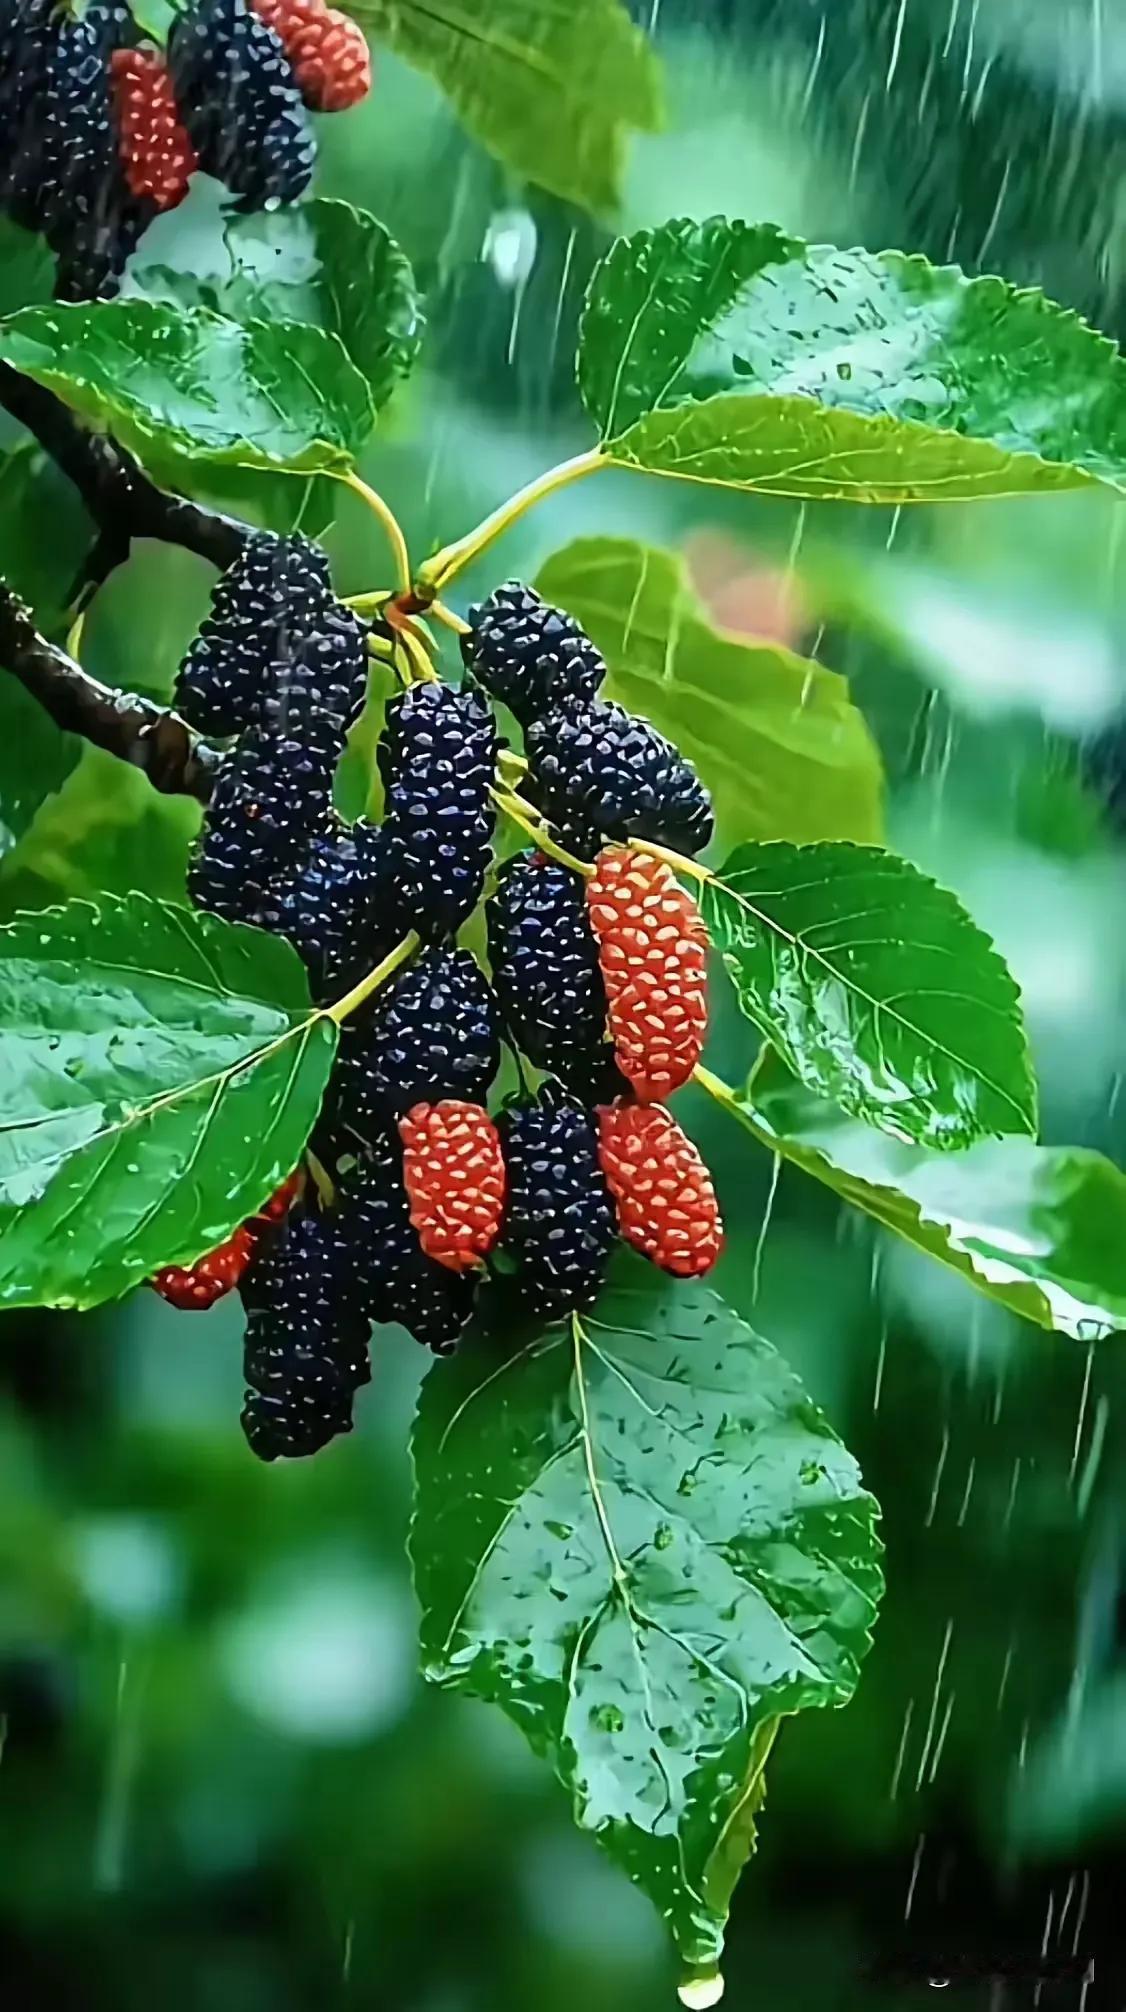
[678, 1973, 724, 2010]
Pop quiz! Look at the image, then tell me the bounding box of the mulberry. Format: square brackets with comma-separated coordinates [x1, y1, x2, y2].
[378, 682, 498, 937]
[399, 1101, 506, 1273]
[110, 46, 198, 209]
[597, 1103, 723, 1278]
[486, 852, 609, 1094]
[240, 1213, 370, 1461]
[0, 2, 62, 204]
[251, 0, 371, 112]
[250, 1168, 304, 1227]
[336, 946, 500, 1134]
[462, 582, 605, 727]
[169, 0, 315, 211]
[152, 1225, 256, 1310]
[189, 727, 335, 921]
[586, 846, 709, 1102]
[174, 531, 333, 738]
[527, 698, 714, 857]
[497, 1090, 616, 1320]
[336, 1132, 477, 1353]
[8, 1, 148, 303]
[253, 820, 394, 1001]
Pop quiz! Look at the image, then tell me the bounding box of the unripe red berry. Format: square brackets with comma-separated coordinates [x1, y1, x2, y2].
[152, 1224, 257, 1310]
[251, 0, 372, 112]
[585, 846, 709, 1102]
[109, 46, 198, 210]
[597, 1103, 723, 1278]
[252, 1168, 303, 1227]
[398, 1101, 507, 1274]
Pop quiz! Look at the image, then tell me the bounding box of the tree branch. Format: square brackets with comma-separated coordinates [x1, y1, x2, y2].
[0, 364, 247, 576]
[0, 587, 219, 803]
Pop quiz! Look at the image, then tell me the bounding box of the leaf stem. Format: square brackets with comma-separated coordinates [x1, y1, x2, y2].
[339, 470, 412, 594]
[636, 837, 714, 885]
[326, 931, 420, 1026]
[416, 447, 605, 596]
[493, 788, 594, 876]
[429, 598, 471, 637]
[395, 622, 440, 685]
[692, 1062, 775, 1150]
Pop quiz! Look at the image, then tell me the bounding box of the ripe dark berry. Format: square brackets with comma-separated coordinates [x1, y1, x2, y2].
[461, 582, 605, 727]
[335, 1132, 477, 1353]
[251, 0, 371, 112]
[240, 1213, 370, 1461]
[253, 820, 395, 1002]
[189, 726, 336, 921]
[0, 2, 61, 205]
[7, 1, 148, 303]
[527, 698, 714, 857]
[266, 606, 369, 760]
[597, 1102, 723, 1278]
[399, 1101, 507, 1273]
[486, 851, 610, 1094]
[169, 0, 315, 211]
[586, 846, 709, 1102]
[110, 46, 198, 210]
[336, 946, 500, 1134]
[174, 531, 333, 738]
[378, 683, 498, 938]
[152, 1224, 256, 1310]
[497, 1090, 617, 1320]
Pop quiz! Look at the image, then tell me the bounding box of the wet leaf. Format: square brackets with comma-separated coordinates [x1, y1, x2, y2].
[735, 1049, 1126, 1340]
[132, 200, 422, 415]
[0, 300, 375, 477]
[0, 749, 199, 919]
[347, 0, 662, 213]
[412, 1255, 882, 1969]
[704, 842, 1037, 1151]
[0, 895, 336, 1309]
[579, 219, 1126, 502]
[535, 536, 883, 846]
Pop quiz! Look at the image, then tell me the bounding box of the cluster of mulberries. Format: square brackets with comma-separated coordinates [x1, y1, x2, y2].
[155, 556, 723, 1465]
[0, 0, 370, 301]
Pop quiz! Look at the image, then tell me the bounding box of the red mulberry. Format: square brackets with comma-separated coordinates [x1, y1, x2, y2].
[399, 1101, 506, 1273]
[586, 847, 709, 1102]
[597, 1103, 723, 1278]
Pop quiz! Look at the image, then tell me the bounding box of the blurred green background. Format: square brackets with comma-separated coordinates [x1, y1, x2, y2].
[4, 1, 1126, 2005]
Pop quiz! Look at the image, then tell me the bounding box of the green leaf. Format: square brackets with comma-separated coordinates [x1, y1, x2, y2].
[730, 1049, 1126, 1342]
[411, 1256, 882, 1971]
[0, 217, 55, 322]
[0, 444, 96, 637]
[0, 300, 376, 477]
[534, 537, 883, 847]
[131, 200, 422, 415]
[0, 749, 198, 919]
[347, 0, 662, 214]
[704, 841, 1037, 1151]
[0, 895, 336, 1309]
[579, 219, 1126, 502]
[0, 687, 77, 859]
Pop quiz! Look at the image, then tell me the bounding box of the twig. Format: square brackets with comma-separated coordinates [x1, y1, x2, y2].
[0, 586, 219, 802]
[0, 365, 246, 582]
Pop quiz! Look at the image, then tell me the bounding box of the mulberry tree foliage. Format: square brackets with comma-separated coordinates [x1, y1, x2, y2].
[2, 0, 1126, 1994]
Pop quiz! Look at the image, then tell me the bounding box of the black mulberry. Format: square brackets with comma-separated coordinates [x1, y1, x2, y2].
[0, 1, 59, 204]
[336, 1132, 477, 1354]
[169, 0, 315, 211]
[461, 582, 605, 727]
[497, 1090, 616, 1320]
[189, 726, 335, 921]
[486, 852, 611, 1094]
[378, 682, 498, 937]
[335, 946, 500, 1134]
[253, 819, 395, 1002]
[527, 697, 714, 857]
[175, 531, 334, 737]
[240, 1212, 371, 1461]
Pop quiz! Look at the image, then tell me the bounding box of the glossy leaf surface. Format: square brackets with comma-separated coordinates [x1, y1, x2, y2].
[579, 219, 1126, 501]
[0, 896, 336, 1308]
[412, 1258, 882, 1969]
[704, 842, 1037, 1151]
[736, 1050, 1126, 1340]
[0, 300, 375, 476]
